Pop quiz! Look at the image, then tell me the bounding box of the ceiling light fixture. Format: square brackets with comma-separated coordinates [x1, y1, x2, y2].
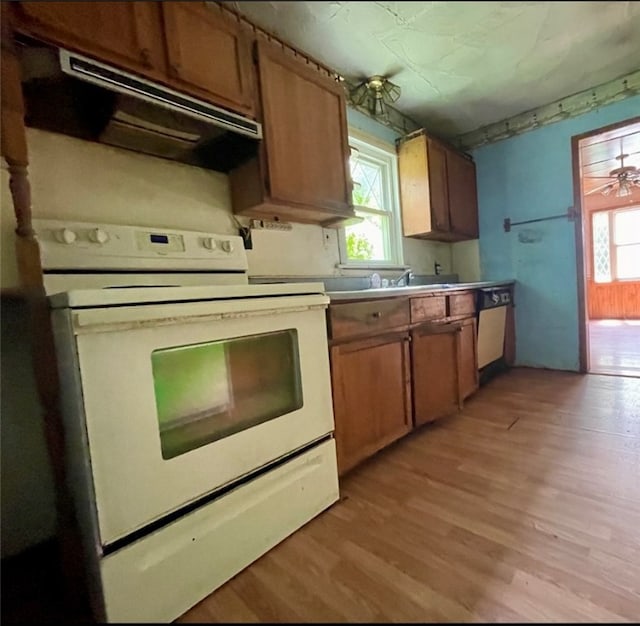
[349, 75, 401, 121]
[604, 162, 639, 198]
[586, 149, 640, 198]
[616, 179, 633, 198]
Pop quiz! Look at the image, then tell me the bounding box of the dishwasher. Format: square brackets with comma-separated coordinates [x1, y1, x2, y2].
[476, 286, 513, 384]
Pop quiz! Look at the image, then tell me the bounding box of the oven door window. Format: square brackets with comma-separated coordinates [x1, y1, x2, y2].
[151, 329, 303, 459]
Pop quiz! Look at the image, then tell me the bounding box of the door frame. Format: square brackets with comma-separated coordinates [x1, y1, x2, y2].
[570, 115, 640, 373]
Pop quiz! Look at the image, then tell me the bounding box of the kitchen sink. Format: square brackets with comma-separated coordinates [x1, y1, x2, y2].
[363, 283, 458, 292]
[326, 280, 514, 300]
[327, 283, 461, 298]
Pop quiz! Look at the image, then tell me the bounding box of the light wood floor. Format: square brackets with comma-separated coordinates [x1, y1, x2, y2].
[179, 368, 640, 623]
[589, 320, 640, 378]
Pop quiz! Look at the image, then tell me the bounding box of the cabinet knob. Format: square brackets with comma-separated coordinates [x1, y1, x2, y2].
[372, 311, 382, 319]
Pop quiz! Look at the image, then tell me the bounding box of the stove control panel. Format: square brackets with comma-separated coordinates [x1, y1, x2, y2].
[32, 219, 248, 272]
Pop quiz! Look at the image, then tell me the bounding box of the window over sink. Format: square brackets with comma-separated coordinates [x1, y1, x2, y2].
[338, 135, 404, 267]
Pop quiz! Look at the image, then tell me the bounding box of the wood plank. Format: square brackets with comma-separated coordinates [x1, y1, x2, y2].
[177, 368, 640, 623]
[588, 282, 640, 320]
[589, 319, 640, 376]
[6, 369, 640, 623]
[410, 295, 446, 323]
[449, 292, 475, 317]
[328, 298, 410, 341]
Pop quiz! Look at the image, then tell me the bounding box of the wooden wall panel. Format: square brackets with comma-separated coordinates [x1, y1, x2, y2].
[588, 280, 640, 320]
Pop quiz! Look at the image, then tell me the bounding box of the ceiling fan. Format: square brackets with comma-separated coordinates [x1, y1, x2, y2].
[348, 74, 401, 119]
[584, 152, 640, 198]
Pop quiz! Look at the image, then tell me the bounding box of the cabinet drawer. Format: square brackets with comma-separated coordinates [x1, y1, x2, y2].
[329, 299, 410, 340]
[449, 292, 475, 317]
[410, 296, 446, 323]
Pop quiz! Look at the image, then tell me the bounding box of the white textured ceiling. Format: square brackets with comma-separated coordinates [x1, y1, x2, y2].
[227, 1, 640, 138]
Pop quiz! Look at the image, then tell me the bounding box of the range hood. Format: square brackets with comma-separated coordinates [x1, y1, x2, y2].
[18, 44, 262, 173]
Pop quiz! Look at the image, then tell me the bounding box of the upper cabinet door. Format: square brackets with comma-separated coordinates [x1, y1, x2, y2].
[161, 3, 255, 116]
[255, 40, 352, 214]
[11, 2, 166, 78]
[398, 130, 479, 242]
[426, 138, 450, 232]
[447, 148, 479, 238]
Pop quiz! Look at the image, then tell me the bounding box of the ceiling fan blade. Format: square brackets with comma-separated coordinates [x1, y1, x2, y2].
[584, 181, 616, 195]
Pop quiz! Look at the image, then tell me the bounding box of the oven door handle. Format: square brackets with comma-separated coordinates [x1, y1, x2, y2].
[72, 294, 329, 331]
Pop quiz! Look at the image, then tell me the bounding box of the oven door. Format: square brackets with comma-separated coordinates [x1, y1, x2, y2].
[64, 293, 335, 546]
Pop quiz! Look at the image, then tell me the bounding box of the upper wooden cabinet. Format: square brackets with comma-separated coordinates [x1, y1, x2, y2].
[398, 130, 479, 241]
[447, 148, 479, 238]
[229, 40, 357, 227]
[10, 2, 167, 80]
[10, 2, 255, 117]
[160, 3, 254, 116]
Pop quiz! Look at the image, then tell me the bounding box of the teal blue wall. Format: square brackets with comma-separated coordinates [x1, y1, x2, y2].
[347, 107, 402, 143]
[473, 95, 640, 371]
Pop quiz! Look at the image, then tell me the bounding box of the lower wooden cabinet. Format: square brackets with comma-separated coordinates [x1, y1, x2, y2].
[504, 304, 516, 366]
[330, 332, 413, 475]
[327, 290, 487, 475]
[458, 317, 479, 400]
[411, 323, 461, 426]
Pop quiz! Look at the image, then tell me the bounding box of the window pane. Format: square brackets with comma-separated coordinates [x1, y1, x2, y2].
[592, 212, 611, 283]
[614, 208, 640, 245]
[350, 158, 384, 210]
[616, 244, 640, 280]
[152, 330, 302, 459]
[345, 211, 388, 261]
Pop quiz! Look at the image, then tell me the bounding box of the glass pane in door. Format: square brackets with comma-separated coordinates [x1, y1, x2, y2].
[592, 211, 611, 283]
[152, 329, 302, 459]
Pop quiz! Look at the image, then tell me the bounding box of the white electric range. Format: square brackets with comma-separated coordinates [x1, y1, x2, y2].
[34, 218, 339, 623]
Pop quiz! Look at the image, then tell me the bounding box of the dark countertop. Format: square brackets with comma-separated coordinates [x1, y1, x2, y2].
[326, 279, 515, 301]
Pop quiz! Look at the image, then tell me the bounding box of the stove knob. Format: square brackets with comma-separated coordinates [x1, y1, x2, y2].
[88, 228, 109, 244]
[202, 237, 217, 250]
[221, 240, 234, 253]
[56, 228, 77, 245]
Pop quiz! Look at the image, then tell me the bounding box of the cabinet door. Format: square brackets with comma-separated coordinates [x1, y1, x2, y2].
[411, 324, 460, 426]
[447, 148, 479, 238]
[330, 333, 412, 475]
[12, 2, 165, 77]
[504, 303, 516, 366]
[426, 138, 450, 232]
[256, 40, 352, 214]
[161, 3, 254, 115]
[458, 317, 479, 400]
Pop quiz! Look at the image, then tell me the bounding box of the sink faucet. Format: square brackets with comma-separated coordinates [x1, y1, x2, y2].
[391, 268, 413, 287]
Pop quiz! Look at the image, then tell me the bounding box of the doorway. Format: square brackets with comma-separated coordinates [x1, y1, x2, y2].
[573, 118, 640, 377]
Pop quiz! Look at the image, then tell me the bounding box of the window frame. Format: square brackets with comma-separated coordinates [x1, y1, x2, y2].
[337, 134, 405, 269]
[591, 205, 640, 283]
